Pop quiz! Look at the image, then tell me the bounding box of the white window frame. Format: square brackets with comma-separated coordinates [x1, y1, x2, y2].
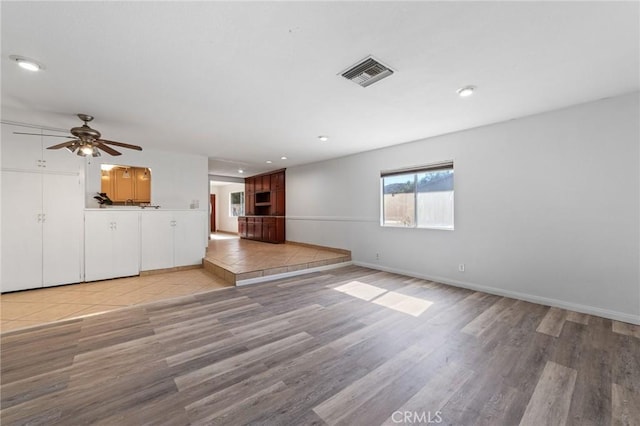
[229, 191, 245, 217]
[380, 161, 454, 230]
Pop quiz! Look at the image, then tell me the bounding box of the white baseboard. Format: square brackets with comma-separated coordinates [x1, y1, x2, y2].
[236, 261, 354, 286]
[353, 261, 640, 325]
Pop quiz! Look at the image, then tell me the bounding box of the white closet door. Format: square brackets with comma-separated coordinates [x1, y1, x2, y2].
[0, 171, 43, 292]
[140, 211, 174, 271]
[42, 174, 83, 287]
[111, 212, 141, 278]
[84, 212, 116, 282]
[174, 211, 206, 267]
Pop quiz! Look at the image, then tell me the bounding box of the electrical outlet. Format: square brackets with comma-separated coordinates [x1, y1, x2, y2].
[458, 263, 465, 272]
[376, 253, 380, 261]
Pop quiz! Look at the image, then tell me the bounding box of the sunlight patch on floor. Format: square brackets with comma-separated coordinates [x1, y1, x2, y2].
[333, 281, 433, 317]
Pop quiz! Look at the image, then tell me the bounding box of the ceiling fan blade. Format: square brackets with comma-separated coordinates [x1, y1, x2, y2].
[14, 132, 72, 138]
[96, 142, 122, 156]
[97, 139, 142, 151]
[46, 140, 79, 150]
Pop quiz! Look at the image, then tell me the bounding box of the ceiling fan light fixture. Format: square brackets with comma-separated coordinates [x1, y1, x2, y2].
[9, 55, 44, 72]
[79, 144, 95, 156]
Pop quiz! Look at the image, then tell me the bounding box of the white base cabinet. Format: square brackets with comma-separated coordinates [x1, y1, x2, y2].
[141, 210, 206, 271]
[84, 211, 140, 281]
[1, 171, 83, 292]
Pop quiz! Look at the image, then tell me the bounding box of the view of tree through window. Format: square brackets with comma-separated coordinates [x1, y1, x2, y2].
[230, 191, 244, 217]
[382, 164, 454, 229]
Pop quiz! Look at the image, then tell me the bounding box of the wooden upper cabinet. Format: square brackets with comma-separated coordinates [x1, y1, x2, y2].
[273, 190, 285, 216]
[134, 169, 151, 202]
[102, 166, 151, 202]
[245, 177, 255, 194]
[262, 175, 271, 192]
[113, 168, 135, 201]
[272, 171, 285, 191]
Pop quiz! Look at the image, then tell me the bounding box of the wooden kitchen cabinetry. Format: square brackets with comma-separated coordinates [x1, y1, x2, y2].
[238, 169, 285, 243]
[101, 166, 151, 203]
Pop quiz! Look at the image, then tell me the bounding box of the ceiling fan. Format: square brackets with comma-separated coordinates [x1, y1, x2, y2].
[14, 113, 142, 157]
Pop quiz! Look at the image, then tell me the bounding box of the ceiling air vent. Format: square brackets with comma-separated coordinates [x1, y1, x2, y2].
[341, 56, 394, 88]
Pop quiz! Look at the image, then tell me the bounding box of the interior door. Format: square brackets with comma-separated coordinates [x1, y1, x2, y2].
[42, 173, 83, 286]
[210, 194, 216, 233]
[0, 171, 43, 292]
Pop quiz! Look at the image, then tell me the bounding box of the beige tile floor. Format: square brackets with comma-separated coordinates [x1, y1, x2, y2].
[205, 237, 349, 274]
[0, 268, 230, 333]
[0, 234, 352, 333]
[204, 236, 351, 283]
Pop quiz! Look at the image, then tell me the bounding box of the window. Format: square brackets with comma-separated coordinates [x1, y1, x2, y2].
[229, 191, 244, 217]
[381, 162, 454, 229]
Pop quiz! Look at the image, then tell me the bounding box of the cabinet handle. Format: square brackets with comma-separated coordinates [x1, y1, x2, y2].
[37, 214, 42, 223]
[41, 214, 46, 223]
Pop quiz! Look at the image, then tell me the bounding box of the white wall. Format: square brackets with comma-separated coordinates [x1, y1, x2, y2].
[86, 148, 208, 212]
[286, 92, 640, 323]
[212, 183, 245, 233]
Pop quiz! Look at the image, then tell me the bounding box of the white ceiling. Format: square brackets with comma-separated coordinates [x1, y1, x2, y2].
[2, 2, 638, 177]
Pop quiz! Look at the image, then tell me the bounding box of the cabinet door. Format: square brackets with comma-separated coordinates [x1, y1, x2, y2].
[262, 218, 275, 242]
[254, 217, 263, 241]
[134, 168, 151, 202]
[245, 191, 255, 215]
[42, 174, 83, 287]
[238, 217, 247, 238]
[0, 171, 43, 291]
[113, 168, 135, 201]
[1, 123, 43, 171]
[112, 212, 141, 278]
[245, 177, 254, 193]
[262, 175, 271, 192]
[274, 171, 285, 191]
[41, 135, 83, 173]
[275, 217, 285, 243]
[273, 190, 285, 216]
[140, 211, 174, 271]
[174, 211, 206, 267]
[84, 212, 116, 282]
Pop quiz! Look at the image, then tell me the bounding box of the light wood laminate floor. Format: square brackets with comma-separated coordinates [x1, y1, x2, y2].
[1, 266, 638, 425]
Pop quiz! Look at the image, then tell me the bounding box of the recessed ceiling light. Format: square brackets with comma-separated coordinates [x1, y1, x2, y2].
[318, 136, 329, 142]
[281, 156, 287, 160]
[9, 55, 44, 72]
[456, 85, 476, 97]
[238, 169, 244, 174]
[266, 160, 272, 164]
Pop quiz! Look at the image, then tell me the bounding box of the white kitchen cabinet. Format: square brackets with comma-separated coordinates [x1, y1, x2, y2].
[84, 211, 140, 281]
[1, 123, 83, 173]
[141, 210, 206, 271]
[1, 171, 83, 292]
